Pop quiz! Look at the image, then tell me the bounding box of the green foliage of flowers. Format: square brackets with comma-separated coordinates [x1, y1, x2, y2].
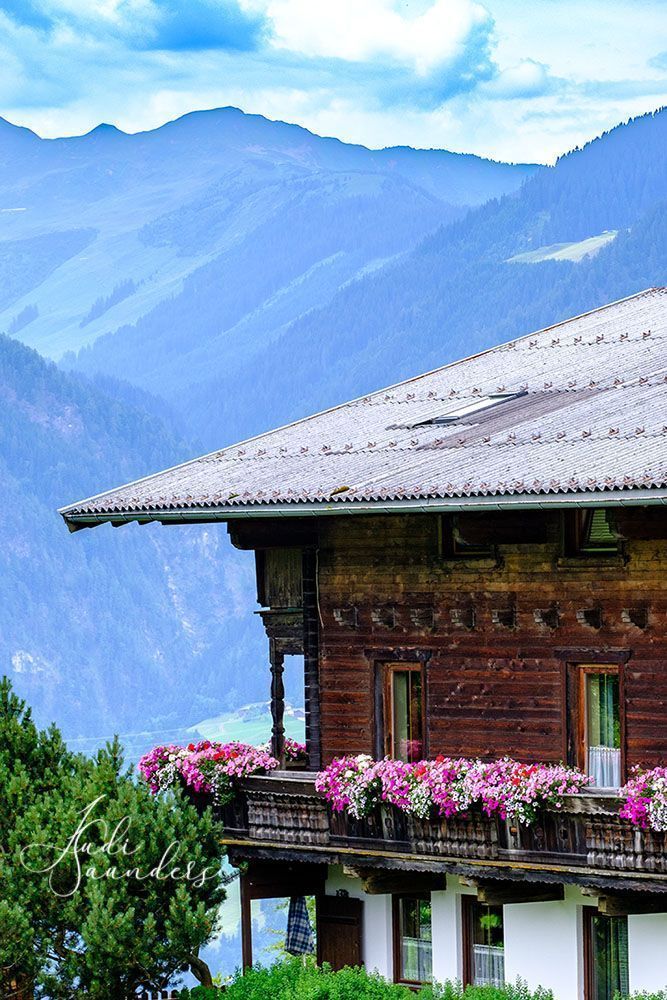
[179, 960, 555, 999]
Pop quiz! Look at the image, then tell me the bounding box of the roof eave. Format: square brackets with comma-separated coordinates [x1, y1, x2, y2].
[60, 486, 667, 531]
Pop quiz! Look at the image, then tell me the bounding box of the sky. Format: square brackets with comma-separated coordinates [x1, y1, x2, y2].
[0, 0, 666, 163]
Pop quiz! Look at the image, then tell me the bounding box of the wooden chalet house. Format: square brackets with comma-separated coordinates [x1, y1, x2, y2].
[61, 289, 667, 998]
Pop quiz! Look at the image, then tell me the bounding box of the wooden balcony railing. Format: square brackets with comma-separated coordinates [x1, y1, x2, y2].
[217, 774, 667, 889]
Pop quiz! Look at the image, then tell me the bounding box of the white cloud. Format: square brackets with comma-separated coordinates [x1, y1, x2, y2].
[0, 0, 666, 163]
[266, 0, 492, 76]
[483, 59, 553, 99]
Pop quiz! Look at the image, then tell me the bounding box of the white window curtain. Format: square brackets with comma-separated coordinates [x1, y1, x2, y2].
[473, 944, 505, 987]
[402, 937, 432, 982]
[588, 746, 621, 788]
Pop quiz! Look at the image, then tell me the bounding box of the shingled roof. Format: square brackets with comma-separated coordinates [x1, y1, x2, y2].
[60, 288, 667, 529]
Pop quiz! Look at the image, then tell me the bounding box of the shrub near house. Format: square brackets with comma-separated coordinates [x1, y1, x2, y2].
[179, 960, 557, 998]
[179, 962, 667, 999]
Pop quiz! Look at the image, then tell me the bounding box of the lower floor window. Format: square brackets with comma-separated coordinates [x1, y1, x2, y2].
[394, 895, 432, 984]
[465, 899, 505, 987]
[586, 911, 629, 1000]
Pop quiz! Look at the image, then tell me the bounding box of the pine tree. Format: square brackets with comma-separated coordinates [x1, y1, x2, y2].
[0, 678, 226, 997]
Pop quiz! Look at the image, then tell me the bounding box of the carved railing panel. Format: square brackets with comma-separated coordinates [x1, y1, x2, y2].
[213, 796, 249, 837]
[586, 815, 667, 873]
[408, 813, 499, 859]
[247, 789, 329, 846]
[222, 778, 667, 882]
[499, 809, 589, 864]
[329, 804, 409, 850]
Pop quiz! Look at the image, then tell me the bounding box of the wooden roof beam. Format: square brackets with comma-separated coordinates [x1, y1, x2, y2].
[598, 892, 667, 916]
[474, 879, 564, 905]
[342, 866, 446, 895]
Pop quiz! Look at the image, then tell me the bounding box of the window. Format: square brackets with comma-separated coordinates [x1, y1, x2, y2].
[383, 664, 424, 762]
[578, 666, 622, 788]
[585, 910, 629, 1000]
[412, 392, 526, 427]
[393, 895, 432, 985]
[463, 898, 505, 988]
[441, 515, 495, 559]
[564, 509, 620, 556]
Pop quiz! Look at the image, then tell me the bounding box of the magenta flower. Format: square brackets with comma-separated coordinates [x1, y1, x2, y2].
[138, 740, 279, 803]
[315, 754, 590, 825]
[619, 766, 667, 831]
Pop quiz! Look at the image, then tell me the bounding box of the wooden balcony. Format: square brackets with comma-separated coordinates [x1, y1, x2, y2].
[219, 773, 667, 895]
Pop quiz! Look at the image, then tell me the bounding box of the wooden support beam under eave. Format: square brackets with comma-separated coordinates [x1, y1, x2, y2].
[342, 866, 446, 895]
[475, 880, 565, 905]
[598, 892, 667, 916]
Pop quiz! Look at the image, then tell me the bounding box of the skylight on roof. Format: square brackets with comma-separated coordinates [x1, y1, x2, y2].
[416, 392, 525, 426]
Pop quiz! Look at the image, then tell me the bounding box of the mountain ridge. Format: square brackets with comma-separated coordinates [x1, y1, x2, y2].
[0, 105, 538, 167]
[0, 105, 535, 364]
[63, 108, 667, 450]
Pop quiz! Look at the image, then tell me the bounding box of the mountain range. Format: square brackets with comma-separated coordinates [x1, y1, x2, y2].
[73, 106, 667, 449]
[1, 104, 667, 741]
[0, 108, 533, 740]
[0, 106, 534, 363]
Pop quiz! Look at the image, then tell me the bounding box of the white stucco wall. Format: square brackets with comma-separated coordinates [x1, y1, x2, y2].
[323, 870, 667, 997]
[628, 913, 667, 993]
[431, 886, 461, 983]
[503, 885, 585, 1000]
[324, 866, 393, 979]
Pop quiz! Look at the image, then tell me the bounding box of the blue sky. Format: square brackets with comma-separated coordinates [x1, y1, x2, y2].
[1, 0, 666, 162]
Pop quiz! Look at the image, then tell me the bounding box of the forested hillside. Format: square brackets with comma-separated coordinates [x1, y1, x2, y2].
[142, 107, 665, 446]
[0, 334, 267, 741]
[0, 106, 534, 362]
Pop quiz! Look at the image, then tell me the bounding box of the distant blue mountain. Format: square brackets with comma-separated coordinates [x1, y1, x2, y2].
[0, 108, 536, 740]
[0, 333, 269, 741]
[71, 106, 665, 448]
[0, 106, 535, 361]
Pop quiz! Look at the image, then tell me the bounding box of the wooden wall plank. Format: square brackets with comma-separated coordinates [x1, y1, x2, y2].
[313, 510, 667, 769]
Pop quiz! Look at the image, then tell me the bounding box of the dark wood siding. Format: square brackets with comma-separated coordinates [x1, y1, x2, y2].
[315, 508, 667, 769]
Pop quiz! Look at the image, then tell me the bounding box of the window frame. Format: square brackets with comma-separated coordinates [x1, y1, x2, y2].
[583, 906, 630, 1000]
[562, 509, 621, 558]
[392, 893, 433, 987]
[574, 663, 625, 786]
[382, 662, 426, 762]
[461, 895, 505, 988]
[440, 514, 497, 560]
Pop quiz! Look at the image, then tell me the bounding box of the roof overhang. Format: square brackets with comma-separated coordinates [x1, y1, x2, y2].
[60, 486, 667, 531]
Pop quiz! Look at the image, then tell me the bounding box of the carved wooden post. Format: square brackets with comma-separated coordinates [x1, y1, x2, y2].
[270, 638, 286, 766]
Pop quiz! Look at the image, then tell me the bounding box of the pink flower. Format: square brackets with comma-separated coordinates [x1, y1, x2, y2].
[138, 739, 280, 802]
[619, 766, 667, 831]
[315, 753, 590, 825]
